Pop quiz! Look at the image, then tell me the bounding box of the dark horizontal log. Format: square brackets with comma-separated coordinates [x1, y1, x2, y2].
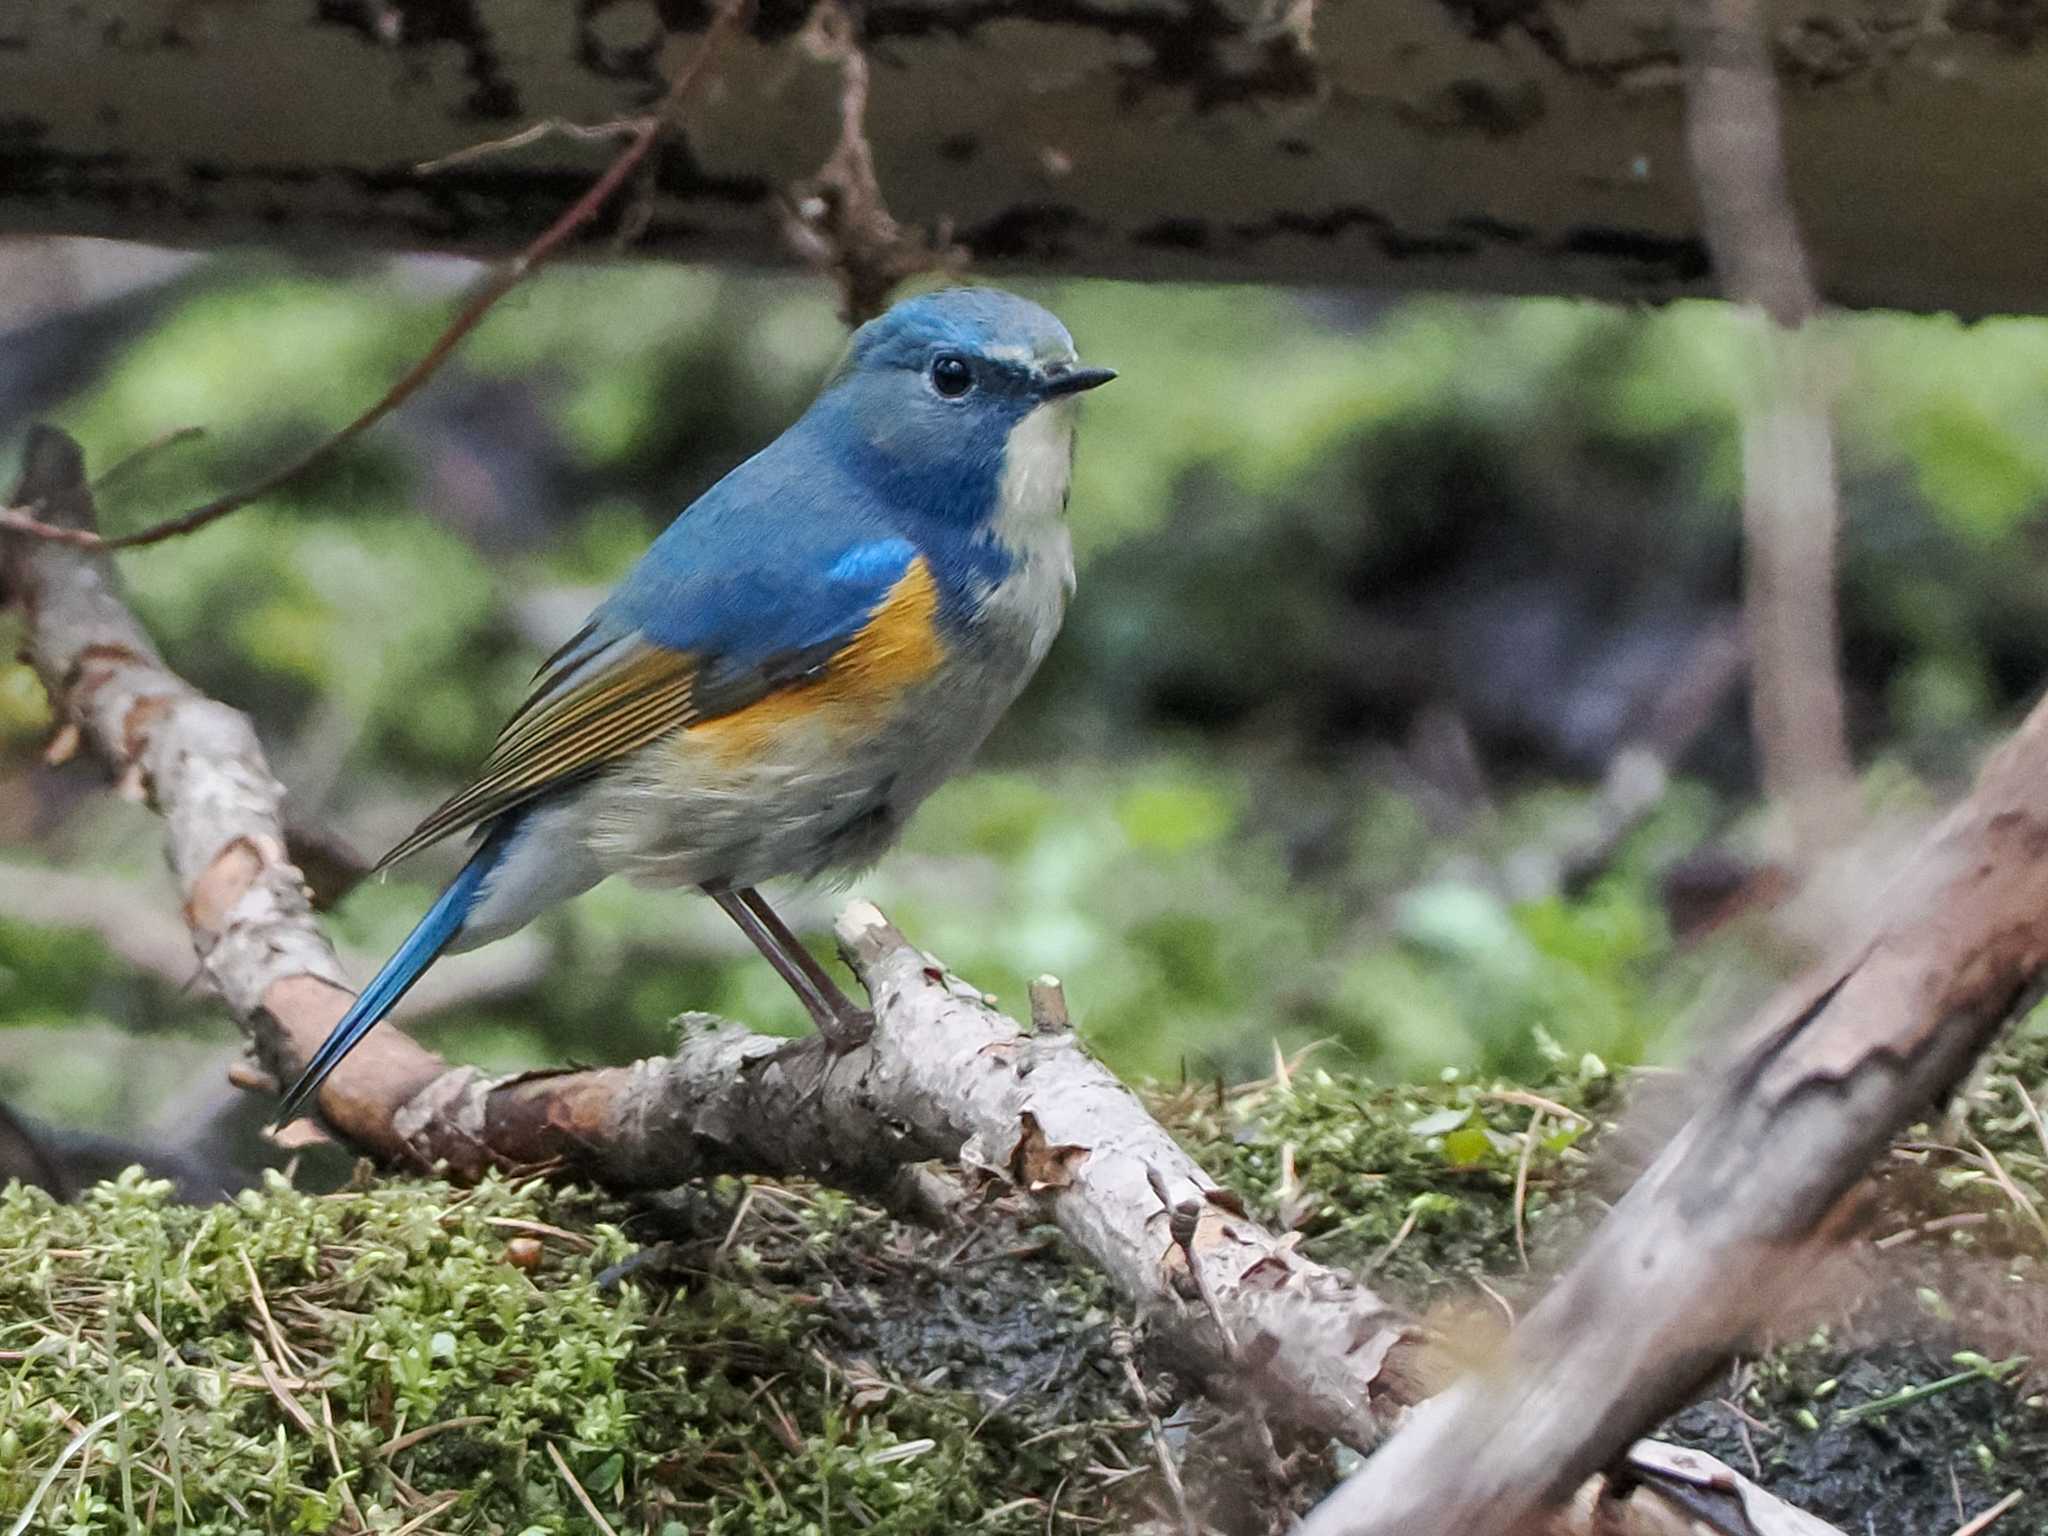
[5, 2, 2048, 313]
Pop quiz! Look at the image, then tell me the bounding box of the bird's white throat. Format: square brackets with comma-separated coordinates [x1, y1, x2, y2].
[992, 397, 1078, 553]
[977, 398, 1078, 666]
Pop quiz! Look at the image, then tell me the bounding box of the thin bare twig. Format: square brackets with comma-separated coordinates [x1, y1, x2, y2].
[2010, 1075, 2048, 1168]
[247, 1339, 317, 1437]
[414, 116, 654, 176]
[1950, 1490, 2025, 1536]
[0, 2, 747, 553]
[1363, 1207, 1419, 1277]
[547, 1441, 621, 1536]
[1149, 1174, 1288, 1485]
[781, 0, 962, 324]
[377, 1416, 493, 1460]
[1029, 975, 1072, 1033]
[1512, 1107, 1544, 1270]
[6, 1411, 123, 1536]
[1478, 1089, 1586, 1125]
[1966, 1135, 2048, 1240]
[237, 1248, 302, 1374]
[1112, 1327, 1198, 1536]
[387, 1492, 464, 1536]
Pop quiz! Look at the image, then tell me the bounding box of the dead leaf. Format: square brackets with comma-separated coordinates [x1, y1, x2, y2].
[1204, 1187, 1248, 1217]
[267, 1117, 332, 1150]
[1007, 1110, 1090, 1193]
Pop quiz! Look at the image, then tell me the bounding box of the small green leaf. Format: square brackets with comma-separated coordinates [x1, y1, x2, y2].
[292, 1489, 340, 1533]
[1441, 1125, 1492, 1167]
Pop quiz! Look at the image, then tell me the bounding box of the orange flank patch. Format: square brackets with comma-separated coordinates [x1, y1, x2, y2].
[687, 556, 948, 764]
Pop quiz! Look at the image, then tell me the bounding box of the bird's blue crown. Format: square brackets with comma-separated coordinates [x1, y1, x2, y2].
[843, 287, 1081, 377]
[807, 288, 1099, 541]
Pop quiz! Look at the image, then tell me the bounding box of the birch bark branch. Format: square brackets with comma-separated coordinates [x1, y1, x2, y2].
[4, 424, 1847, 1535]
[10, 1, 2048, 316]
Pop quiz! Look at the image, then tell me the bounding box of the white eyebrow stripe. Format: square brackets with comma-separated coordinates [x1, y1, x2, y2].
[979, 342, 1073, 368]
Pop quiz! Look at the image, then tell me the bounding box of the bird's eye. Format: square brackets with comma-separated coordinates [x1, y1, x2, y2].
[930, 354, 975, 398]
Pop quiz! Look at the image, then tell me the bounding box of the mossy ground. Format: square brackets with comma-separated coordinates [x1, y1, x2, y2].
[4, 1034, 2045, 1534]
[0, 1172, 1147, 1536]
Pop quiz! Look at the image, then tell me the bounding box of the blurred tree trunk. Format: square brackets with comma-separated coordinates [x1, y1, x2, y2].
[1684, 0, 1856, 862]
[4, 1, 2048, 314]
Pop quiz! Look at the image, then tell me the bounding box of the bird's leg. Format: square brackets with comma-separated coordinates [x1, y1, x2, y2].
[736, 886, 877, 1050]
[705, 885, 875, 1051]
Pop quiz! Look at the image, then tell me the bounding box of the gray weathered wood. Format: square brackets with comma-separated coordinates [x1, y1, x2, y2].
[5, 2, 2048, 313]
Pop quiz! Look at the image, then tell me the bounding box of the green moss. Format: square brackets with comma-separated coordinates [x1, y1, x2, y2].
[0, 1172, 1140, 1535]
[1170, 1037, 2048, 1530]
[1170, 1046, 1618, 1303]
[6, 1037, 2046, 1532]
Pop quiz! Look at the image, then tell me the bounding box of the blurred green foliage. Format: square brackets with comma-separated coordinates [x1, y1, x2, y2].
[9, 262, 2048, 1123]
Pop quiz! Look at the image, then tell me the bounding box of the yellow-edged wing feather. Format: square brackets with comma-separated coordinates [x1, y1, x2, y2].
[376, 637, 699, 871]
[377, 554, 947, 872]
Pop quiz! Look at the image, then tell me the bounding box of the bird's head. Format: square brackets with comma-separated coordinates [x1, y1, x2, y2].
[814, 287, 1115, 531]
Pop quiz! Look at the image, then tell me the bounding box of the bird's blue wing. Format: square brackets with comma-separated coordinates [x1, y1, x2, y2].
[377, 506, 923, 869]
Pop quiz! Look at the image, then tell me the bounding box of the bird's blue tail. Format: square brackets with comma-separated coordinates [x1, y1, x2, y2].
[275, 830, 506, 1124]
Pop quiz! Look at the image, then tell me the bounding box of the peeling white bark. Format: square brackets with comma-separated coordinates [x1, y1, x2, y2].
[4, 429, 351, 1020]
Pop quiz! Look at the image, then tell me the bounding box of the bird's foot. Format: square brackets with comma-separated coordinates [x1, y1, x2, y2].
[814, 1000, 875, 1054]
[706, 884, 876, 1054]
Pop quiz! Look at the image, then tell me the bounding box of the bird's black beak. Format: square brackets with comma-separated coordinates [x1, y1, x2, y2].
[1040, 365, 1118, 398]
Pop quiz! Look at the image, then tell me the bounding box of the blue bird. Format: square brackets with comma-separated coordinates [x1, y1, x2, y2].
[278, 287, 1113, 1121]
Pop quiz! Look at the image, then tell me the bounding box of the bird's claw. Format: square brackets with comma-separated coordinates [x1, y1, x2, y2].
[817, 1005, 874, 1054]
